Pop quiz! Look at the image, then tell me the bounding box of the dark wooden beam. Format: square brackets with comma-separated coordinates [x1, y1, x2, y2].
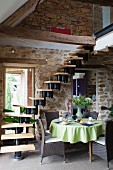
[77, 0, 113, 6]
[0, 58, 47, 64]
[0, 27, 95, 46]
[1, 0, 40, 27]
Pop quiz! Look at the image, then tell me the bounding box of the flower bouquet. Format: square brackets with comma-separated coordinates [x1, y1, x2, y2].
[72, 95, 93, 118]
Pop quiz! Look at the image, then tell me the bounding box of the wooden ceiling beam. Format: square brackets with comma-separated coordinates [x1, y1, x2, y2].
[1, 0, 40, 27]
[76, 0, 113, 6]
[0, 27, 95, 46]
[0, 58, 46, 64]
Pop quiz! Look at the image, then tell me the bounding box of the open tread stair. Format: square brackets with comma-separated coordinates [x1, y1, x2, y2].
[3, 113, 33, 117]
[59, 65, 76, 69]
[44, 81, 61, 83]
[53, 72, 69, 75]
[13, 105, 36, 108]
[64, 57, 83, 62]
[36, 89, 53, 91]
[0, 144, 35, 153]
[1, 133, 34, 140]
[1, 123, 33, 129]
[29, 97, 44, 100]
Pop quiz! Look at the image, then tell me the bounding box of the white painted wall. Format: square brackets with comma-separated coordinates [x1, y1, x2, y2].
[94, 30, 113, 50]
[0, 0, 28, 24]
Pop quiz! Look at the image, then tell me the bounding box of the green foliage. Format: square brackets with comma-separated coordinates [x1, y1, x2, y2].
[30, 118, 39, 123]
[3, 116, 38, 123]
[6, 81, 12, 110]
[20, 107, 25, 113]
[108, 107, 113, 117]
[72, 95, 93, 107]
[5, 75, 17, 110]
[3, 109, 14, 112]
[3, 116, 19, 123]
[8, 76, 17, 82]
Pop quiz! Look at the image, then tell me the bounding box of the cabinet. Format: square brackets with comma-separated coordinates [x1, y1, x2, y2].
[73, 79, 86, 96]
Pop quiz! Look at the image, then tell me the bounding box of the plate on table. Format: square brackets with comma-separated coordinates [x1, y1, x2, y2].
[55, 121, 62, 124]
[61, 121, 69, 125]
[81, 122, 95, 126]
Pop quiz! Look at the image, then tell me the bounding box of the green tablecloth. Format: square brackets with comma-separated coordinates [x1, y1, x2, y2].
[50, 119, 104, 144]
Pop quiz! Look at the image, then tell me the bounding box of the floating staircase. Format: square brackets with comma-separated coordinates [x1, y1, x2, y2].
[35, 49, 87, 116]
[1, 45, 94, 159]
[36, 89, 53, 98]
[1, 107, 36, 160]
[44, 81, 61, 90]
[53, 73, 69, 83]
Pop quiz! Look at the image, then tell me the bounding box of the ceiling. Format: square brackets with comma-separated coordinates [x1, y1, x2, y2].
[0, 0, 111, 51]
[0, 0, 28, 24]
[0, 0, 112, 25]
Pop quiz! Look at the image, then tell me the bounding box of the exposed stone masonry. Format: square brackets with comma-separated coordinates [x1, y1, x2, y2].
[0, 46, 113, 120]
[98, 70, 113, 120]
[20, 0, 94, 36]
[0, 47, 71, 112]
[0, 0, 109, 145]
[93, 5, 103, 33]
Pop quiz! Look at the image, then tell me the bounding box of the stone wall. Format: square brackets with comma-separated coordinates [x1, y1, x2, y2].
[0, 46, 113, 119]
[98, 70, 113, 120]
[19, 0, 94, 36]
[93, 4, 103, 33]
[0, 47, 71, 113]
[86, 70, 96, 112]
[85, 68, 113, 120]
[0, 64, 4, 145]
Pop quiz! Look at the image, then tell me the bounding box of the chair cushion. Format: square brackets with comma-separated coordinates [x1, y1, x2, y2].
[45, 137, 62, 143]
[95, 137, 105, 145]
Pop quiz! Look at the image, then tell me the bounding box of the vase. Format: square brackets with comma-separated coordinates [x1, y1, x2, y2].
[76, 106, 83, 118]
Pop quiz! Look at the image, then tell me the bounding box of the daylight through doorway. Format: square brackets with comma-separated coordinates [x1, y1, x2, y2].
[5, 67, 34, 112]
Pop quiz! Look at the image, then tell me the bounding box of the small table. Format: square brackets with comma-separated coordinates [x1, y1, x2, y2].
[50, 118, 104, 161]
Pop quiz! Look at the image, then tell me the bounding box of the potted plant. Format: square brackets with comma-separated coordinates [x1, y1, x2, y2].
[72, 95, 93, 118]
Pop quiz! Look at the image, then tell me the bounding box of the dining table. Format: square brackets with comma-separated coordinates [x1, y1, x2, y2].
[49, 118, 105, 161]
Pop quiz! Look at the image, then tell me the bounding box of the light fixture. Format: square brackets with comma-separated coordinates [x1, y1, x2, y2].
[12, 50, 15, 53]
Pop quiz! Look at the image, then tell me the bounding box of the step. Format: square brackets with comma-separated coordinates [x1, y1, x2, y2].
[74, 49, 90, 54]
[36, 89, 53, 91]
[1, 123, 33, 129]
[59, 65, 76, 68]
[44, 81, 61, 83]
[3, 113, 33, 118]
[1, 133, 34, 140]
[64, 57, 83, 62]
[29, 97, 44, 100]
[0, 144, 35, 153]
[13, 105, 36, 108]
[53, 72, 69, 75]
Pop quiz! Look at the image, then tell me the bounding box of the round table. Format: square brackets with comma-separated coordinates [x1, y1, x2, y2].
[50, 118, 104, 161]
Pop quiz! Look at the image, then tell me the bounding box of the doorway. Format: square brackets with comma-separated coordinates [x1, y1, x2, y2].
[5, 67, 34, 112]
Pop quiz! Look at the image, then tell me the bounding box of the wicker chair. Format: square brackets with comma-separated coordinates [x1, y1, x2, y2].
[92, 120, 113, 168]
[44, 111, 59, 130]
[38, 119, 65, 164]
[82, 111, 99, 119]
